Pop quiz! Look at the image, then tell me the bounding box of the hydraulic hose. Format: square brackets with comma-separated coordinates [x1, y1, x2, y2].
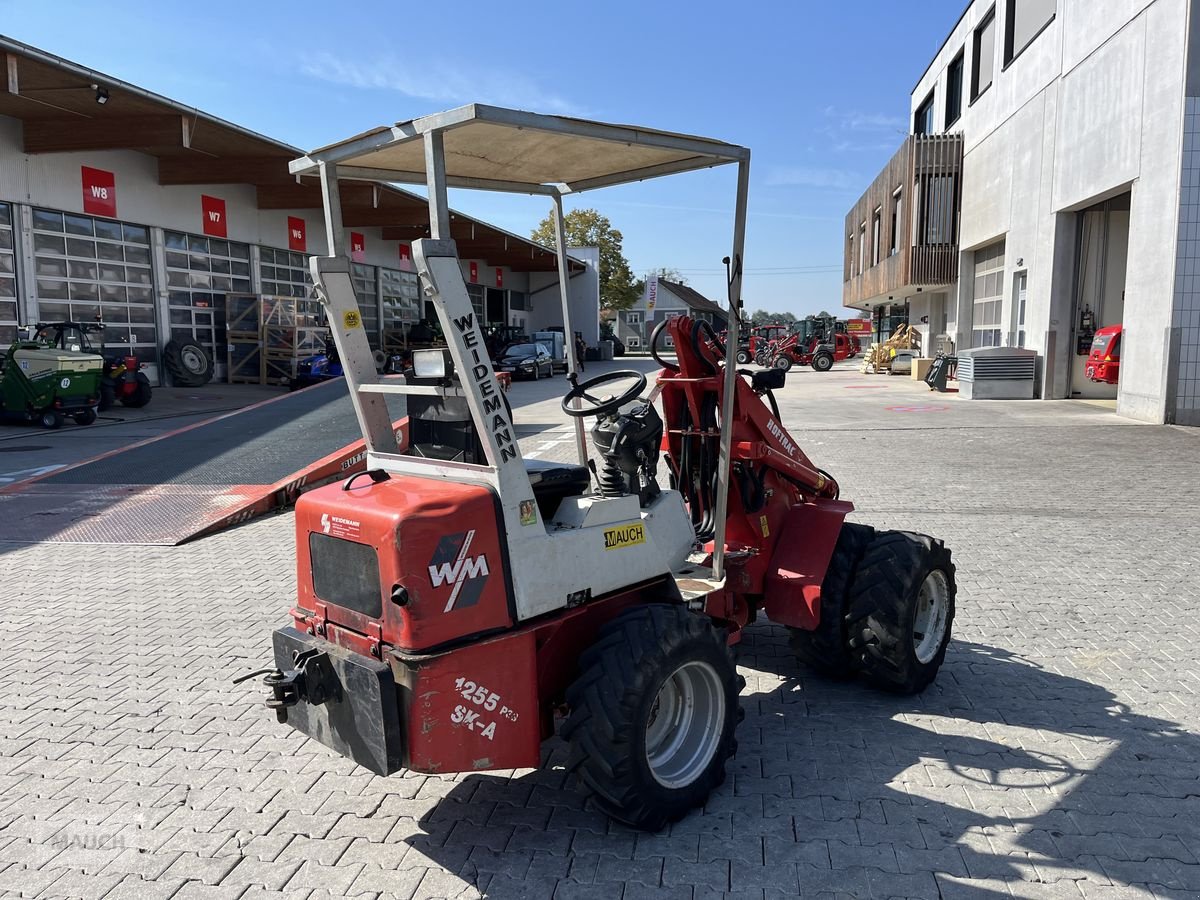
[650, 319, 679, 372]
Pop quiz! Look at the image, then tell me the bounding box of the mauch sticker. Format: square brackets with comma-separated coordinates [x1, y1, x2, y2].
[604, 523, 646, 551]
[519, 499, 537, 526]
[343, 310, 361, 329]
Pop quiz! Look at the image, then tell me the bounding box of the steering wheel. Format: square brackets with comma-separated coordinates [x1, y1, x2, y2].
[561, 370, 647, 418]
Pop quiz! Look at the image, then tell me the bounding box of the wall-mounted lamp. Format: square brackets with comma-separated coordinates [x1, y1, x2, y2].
[91, 83, 109, 105]
[1016, 257, 1024, 267]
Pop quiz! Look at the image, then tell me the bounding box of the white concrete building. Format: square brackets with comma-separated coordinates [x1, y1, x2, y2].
[0, 36, 590, 385]
[844, 0, 1200, 424]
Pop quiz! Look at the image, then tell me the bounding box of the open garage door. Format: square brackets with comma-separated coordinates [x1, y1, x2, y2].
[1071, 194, 1129, 400]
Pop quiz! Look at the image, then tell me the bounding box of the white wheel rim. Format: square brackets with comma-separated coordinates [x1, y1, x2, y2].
[181, 347, 206, 374]
[644, 660, 725, 789]
[913, 569, 950, 664]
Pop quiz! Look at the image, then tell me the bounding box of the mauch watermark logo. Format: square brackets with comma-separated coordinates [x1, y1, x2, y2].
[429, 530, 490, 613]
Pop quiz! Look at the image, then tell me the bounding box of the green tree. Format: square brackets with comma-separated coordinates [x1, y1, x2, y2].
[532, 208, 640, 311]
[749, 309, 798, 327]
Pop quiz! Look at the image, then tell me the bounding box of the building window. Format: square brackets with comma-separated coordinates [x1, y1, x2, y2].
[0, 202, 17, 344]
[971, 239, 1005, 347]
[508, 289, 527, 311]
[1013, 270, 1028, 347]
[32, 208, 157, 366]
[972, 7, 997, 100]
[626, 311, 642, 325]
[1005, 0, 1055, 64]
[626, 336, 641, 348]
[914, 91, 935, 135]
[890, 188, 903, 256]
[260, 247, 313, 298]
[872, 208, 882, 266]
[466, 283, 484, 319]
[945, 51, 964, 127]
[919, 175, 958, 245]
[351, 263, 380, 349]
[164, 230, 252, 361]
[380, 267, 421, 351]
[859, 222, 867, 274]
[847, 234, 855, 278]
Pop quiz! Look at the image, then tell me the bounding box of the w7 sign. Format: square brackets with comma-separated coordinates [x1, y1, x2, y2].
[201, 195, 228, 238]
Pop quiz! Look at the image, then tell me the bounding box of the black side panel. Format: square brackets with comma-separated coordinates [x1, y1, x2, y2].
[272, 627, 403, 775]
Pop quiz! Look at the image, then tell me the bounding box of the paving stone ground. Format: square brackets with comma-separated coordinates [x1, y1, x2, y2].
[2, 363, 1199, 899]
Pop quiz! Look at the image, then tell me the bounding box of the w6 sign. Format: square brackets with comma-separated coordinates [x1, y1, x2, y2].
[81, 167, 117, 218]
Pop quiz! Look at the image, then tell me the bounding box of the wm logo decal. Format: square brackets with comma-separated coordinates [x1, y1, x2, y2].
[428, 530, 490, 613]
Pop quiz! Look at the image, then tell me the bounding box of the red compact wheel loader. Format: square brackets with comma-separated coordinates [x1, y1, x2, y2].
[243, 105, 956, 831]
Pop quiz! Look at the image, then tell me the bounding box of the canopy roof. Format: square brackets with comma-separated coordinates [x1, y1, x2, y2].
[290, 104, 749, 195]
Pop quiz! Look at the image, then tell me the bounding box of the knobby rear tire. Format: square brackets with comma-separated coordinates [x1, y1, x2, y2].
[562, 603, 743, 831]
[845, 531, 956, 694]
[789, 522, 876, 678]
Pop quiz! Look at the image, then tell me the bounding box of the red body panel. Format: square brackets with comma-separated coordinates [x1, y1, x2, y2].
[293, 476, 512, 653]
[393, 628, 541, 772]
[763, 500, 854, 629]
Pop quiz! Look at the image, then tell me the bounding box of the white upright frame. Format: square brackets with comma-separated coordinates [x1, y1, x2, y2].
[297, 105, 750, 601]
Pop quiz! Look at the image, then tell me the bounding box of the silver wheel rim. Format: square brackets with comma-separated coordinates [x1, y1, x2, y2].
[181, 346, 206, 374]
[644, 660, 725, 789]
[913, 569, 950, 664]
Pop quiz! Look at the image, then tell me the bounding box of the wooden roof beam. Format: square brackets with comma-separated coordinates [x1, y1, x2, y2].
[340, 207, 431, 227]
[158, 156, 296, 186]
[2, 53, 17, 94]
[23, 114, 191, 153]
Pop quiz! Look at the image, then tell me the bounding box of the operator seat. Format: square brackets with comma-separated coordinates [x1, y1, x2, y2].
[524, 458, 591, 520]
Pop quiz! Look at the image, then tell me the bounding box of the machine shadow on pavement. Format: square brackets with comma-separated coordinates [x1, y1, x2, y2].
[393, 633, 1200, 899]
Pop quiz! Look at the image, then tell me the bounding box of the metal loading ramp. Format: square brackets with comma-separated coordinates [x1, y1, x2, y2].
[0, 380, 397, 545]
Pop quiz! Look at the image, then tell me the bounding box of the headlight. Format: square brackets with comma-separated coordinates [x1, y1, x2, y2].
[519, 360, 534, 369]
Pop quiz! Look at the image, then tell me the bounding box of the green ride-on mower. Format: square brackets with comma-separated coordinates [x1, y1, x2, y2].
[34, 321, 152, 410]
[0, 329, 103, 429]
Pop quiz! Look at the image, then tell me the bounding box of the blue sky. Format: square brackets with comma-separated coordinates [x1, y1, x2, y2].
[1, 0, 963, 315]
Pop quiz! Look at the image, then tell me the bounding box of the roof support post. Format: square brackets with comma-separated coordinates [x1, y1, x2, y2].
[712, 157, 750, 583]
[552, 192, 589, 466]
[423, 131, 451, 239]
[317, 161, 345, 258]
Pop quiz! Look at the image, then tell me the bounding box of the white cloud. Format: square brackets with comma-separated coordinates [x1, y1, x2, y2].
[764, 166, 861, 191]
[301, 52, 579, 115]
[823, 107, 907, 132]
[604, 199, 836, 222]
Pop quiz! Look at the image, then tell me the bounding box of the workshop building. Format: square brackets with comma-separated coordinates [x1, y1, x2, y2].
[0, 36, 596, 384]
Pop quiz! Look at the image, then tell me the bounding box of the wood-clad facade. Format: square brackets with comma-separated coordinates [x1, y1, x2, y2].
[843, 133, 963, 308]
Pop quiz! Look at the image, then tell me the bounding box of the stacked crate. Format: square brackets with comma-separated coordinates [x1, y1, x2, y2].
[226, 293, 263, 384]
[225, 293, 324, 385]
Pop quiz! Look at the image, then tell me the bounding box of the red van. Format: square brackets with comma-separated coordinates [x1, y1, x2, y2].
[1086, 324, 1122, 385]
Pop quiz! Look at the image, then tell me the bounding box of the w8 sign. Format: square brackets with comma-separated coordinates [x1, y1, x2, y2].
[81, 167, 117, 218]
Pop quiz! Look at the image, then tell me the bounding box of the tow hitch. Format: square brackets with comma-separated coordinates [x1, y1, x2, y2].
[235, 647, 341, 723]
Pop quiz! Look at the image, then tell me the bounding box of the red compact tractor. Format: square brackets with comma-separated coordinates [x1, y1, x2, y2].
[244, 106, 956, 831]
[767, 330, 855, 372]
